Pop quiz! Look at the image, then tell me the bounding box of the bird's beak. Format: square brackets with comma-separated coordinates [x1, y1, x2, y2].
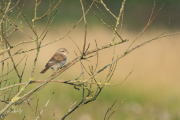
[67, 52, 69, 54]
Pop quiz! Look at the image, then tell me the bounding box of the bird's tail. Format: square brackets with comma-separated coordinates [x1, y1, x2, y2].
[40, 66, 51, 74]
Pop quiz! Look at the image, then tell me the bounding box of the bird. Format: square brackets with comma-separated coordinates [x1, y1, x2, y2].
[40, 48, 69, 74]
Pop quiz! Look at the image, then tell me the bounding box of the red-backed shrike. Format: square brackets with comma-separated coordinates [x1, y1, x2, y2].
[40, 48, 69, 74]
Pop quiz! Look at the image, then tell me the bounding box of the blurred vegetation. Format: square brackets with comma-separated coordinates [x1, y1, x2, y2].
[9, 0, 180, 30]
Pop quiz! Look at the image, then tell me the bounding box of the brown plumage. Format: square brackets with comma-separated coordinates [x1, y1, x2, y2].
[40, 66, 51, 74]
[40, 48, 69, 74]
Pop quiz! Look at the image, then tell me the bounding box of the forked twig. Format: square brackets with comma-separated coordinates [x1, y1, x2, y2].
[35, 89, 56, 120]
[126, 1, 165, 51]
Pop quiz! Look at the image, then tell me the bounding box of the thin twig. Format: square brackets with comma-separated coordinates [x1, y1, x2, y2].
[106, 99, 125, 120]
[35, 89, 56, 120]
[80, 0, 87, 58]
[126, 2, 164, 51]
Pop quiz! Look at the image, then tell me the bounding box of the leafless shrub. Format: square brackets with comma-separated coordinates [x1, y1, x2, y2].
[0, 0, 179, 119]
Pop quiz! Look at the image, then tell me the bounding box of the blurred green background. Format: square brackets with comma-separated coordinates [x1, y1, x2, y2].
[1, 0, 180, 120]
[11, 0, 180, 29]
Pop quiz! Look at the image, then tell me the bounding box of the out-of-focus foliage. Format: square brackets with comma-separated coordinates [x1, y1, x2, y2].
[9, 0, 180, 29]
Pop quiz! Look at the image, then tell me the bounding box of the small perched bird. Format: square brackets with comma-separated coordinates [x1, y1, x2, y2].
[40, 48, 69, 74]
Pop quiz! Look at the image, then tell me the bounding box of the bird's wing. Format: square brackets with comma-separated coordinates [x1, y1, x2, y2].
[45, 53, 66, 67]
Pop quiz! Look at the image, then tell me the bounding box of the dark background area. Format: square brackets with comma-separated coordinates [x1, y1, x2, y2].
[9, 0, 180, 30]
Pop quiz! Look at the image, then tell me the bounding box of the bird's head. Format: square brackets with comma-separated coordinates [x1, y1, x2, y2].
[57, 48, 69, 55]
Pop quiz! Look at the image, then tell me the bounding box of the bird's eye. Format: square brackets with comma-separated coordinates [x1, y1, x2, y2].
[62, 51, 64, 52]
